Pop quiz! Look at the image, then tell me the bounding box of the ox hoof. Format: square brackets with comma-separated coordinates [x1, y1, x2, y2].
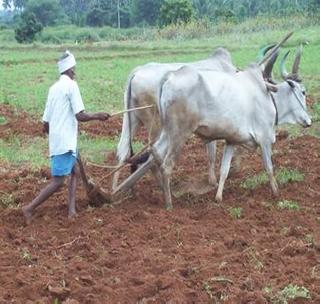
[165, 204, 173, 211]
[215, 194, 223, 203]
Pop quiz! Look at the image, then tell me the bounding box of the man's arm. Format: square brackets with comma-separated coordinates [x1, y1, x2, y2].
[76, 111, 110, 122]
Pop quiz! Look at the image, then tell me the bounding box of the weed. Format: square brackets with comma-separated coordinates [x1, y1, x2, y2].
[21, 248, 33, 264]
[0, 192, 16, 208]
[276, 200, 300, 211]
[229, 207, 243, 219]
[264, 284, 311, 303]
[240, 172, 269, 189]
[276, 168, 304, 185]
[241, 168, 304, 190]
[0, 115, 7, 125]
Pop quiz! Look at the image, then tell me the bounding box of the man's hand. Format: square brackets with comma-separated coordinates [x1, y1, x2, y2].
[96, 112, 110, 121]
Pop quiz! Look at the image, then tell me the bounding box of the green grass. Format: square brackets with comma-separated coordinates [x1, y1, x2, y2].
[0, 115, 7, 125]
[229, 207, 243, 219]
[264, 284, 311, 303]
[241, 168, 304, 190]
[0, 134, 143, 170]
[276, 200, 300, 211]
[0, 136, 48, 170]
[1, 23, 319, 115]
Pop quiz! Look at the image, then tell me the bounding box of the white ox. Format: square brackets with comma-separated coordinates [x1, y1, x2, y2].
[113, 48, 311, 210]
[113, 48, 238, 190]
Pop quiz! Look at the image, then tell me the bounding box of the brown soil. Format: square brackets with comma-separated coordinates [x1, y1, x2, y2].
[1, 104, 320, 303]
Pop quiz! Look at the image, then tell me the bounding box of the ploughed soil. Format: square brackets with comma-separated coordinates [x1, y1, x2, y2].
[1, 104, 320, 304]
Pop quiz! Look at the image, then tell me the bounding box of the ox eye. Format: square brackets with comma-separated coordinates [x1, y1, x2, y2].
[302, 91, 306, 96]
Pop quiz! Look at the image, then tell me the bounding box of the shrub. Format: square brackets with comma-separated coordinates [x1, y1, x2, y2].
[14, 12, 43, 43]
[159, 0, 193, 26]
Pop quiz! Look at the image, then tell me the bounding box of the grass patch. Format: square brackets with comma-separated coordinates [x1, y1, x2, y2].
[241, 168, 304, 190]
[276, 168, 304, 185]
[0, 115, 7, 125]
[264, 284, 311, 303]
[1, 23, 319, 115]
[0, 134, 131, 169]
[0, 136, 48, 170]
[229, 207, 243, 219]
[276, 200, 300, 211]
[78, 134, 143, 164]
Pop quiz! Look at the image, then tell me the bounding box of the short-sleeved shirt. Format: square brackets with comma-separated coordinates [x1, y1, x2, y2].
[42, 74, 85, 156]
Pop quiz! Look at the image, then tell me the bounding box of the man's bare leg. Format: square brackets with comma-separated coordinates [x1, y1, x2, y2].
[22, 176, 65, 224]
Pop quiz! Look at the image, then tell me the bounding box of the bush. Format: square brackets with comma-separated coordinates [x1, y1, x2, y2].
[159, 0, 193, 26]
[75, 30, 100, 43]
[14, 12, 43, 43]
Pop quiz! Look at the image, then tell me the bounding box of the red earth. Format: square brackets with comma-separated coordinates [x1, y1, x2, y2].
[1, 104, 320, 303]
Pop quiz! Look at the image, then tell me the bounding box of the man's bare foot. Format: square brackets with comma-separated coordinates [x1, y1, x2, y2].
[22, 206, 32, 225]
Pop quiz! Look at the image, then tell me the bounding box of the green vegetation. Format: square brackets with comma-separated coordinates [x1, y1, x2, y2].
[241, 168, 304, 190]
[264, 284, 311, 303]
[2, 0, 319, 31]
[0, 136, 48, 170]
[0, 115, 7, 125]
[229, 207, 243, 219]
[276, 200, 300, 211]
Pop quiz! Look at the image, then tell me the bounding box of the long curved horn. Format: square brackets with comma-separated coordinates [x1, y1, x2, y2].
[292, 44, 303, 76]
[258, 44, 276, 61]
[259, 31, 294, 66]
[263, 49, 279, 81]
[280, 50, 290, 80]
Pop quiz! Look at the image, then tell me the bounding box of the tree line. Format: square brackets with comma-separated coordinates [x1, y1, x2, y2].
[2, 0, 320, 28]
[1, 0, 319, 43]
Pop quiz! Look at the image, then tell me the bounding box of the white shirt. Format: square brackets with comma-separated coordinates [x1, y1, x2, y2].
[42, 75, 85, 156]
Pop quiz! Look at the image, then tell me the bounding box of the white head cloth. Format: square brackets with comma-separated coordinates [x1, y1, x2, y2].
[58, 50, 76, 74]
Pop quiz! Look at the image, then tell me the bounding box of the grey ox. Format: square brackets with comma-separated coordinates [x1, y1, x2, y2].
[113, 47, 311, 210]
[113, 47, 238, 190]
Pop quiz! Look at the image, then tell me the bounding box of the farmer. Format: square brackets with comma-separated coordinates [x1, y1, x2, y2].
[22, 50, 110, 224]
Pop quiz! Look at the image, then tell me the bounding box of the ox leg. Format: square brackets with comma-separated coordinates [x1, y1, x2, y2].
[160, 136, 187, 210]
[207, 141, 217, 186]
[215, 144, 234, 203]
[261, 144, 279, 196]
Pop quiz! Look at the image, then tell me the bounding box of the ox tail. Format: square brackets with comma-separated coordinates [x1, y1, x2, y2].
[116, 72, 137, 164]
[157, 70, 172, 127]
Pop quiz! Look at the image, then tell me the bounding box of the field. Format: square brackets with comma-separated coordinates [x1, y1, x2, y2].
[1, 26, 320, 303]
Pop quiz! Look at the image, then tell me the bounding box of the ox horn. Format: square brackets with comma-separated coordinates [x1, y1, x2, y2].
[258, 43, 276, 61]
[280, 50, 290, 80]
[263, 48, 279, 82]
[291, 44, 303, 77]
[259, 31, 294, 66]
